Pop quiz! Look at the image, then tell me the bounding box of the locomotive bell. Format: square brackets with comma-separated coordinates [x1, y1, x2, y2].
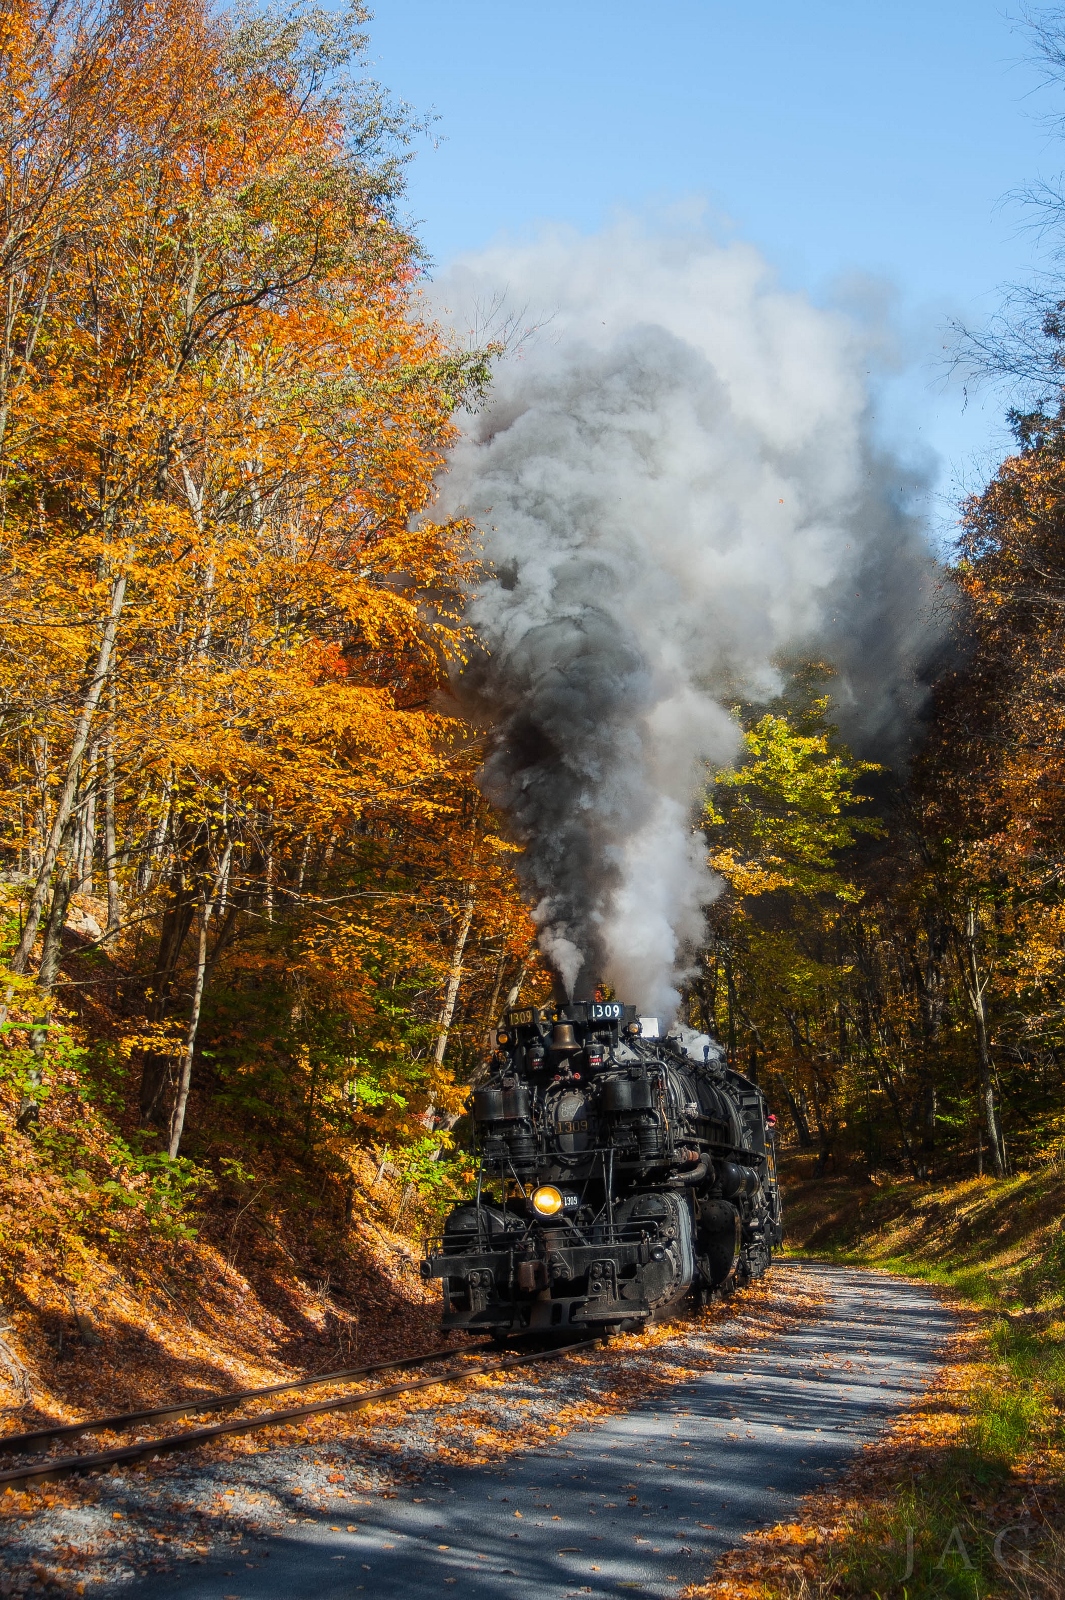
[549, 1021, 580, 1056]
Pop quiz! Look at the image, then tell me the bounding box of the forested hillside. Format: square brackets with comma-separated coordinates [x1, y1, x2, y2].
[0, 0, 548, 1378]
[3, 0, 1065, 1409]
[698, 416, 1065, 1188]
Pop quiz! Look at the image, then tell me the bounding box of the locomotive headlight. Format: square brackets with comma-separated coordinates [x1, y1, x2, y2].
[531, 1184, 564, 1217]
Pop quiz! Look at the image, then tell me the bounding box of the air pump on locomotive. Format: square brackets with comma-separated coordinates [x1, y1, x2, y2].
[421, 1001, 783, 1336]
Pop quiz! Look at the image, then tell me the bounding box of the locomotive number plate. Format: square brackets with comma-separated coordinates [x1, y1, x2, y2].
[559, 1118, 589, 1134]
[508, 1007, 538, 1026]
[589, 1002, 622, 1020]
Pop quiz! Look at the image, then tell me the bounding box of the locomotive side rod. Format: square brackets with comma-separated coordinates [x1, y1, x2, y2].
[0, 1340, 496, 1456]
[0, 1339, 599, 1493]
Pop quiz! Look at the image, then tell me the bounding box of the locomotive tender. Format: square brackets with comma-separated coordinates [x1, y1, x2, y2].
[421, 1001, 783, 1336]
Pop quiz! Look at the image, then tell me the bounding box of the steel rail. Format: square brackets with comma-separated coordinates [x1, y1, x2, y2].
[0, 1340, 496, 1456]
[0, 1340, 598, 1494]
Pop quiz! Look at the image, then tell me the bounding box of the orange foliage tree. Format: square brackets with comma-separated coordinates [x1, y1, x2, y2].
[0, 0, 540, 1195]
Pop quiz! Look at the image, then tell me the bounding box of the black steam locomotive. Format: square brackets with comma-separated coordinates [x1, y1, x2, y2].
[421, 1001, 782, 1337]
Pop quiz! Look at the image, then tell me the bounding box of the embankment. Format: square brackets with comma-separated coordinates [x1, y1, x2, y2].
[780, 1151, 1065, 1311]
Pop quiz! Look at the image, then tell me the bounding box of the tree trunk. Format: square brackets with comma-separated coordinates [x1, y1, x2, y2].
[138, 772, 173, 892]
[807, 1070, 835, 1175]
[36, 859, 73, 997]
[75, 745, 98, 894]
[103, 705, 121, 935]
[485, 951, 507, 1031]
[167, 903, 210, 1159]
[139, 851, 198, 1124]
[976, 1018, 1005, 1178]
[724, 954, 738, 1067]
[433, 890, 475, 1069]
[958, 903, 1005, 1178]
[423, 891, 476, 1149]
[167, 842, 232, 1159]
[780, 1083, 813, 1148]
[874, 1058, 920, 1179]
[264, 816, 274, 922]
[698, 951, 720, 1038]
[11, 573, 127, 973]
[31, 733, 48, 873]
[18, 848, 74, 1131]
[919, 1081, 937, 1179]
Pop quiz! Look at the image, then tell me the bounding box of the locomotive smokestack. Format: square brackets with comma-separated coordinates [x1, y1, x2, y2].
[435, 221, 942, 1016]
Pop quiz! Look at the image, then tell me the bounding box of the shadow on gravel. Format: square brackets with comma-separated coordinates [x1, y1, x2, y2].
[103, 1264, 955, 1600]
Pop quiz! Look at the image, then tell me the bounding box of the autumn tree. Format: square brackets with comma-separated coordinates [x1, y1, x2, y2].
[0, 0, 539, 1187]
[700, 696, 890, 1169]
[697, 646, 1065, 1180]
[913, 410, 1065, 1175]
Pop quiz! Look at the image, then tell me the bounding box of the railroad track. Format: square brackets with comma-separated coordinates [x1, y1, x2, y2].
[0, 1337, 598, 1493]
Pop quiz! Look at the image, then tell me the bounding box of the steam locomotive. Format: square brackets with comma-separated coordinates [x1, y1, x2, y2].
[421, 1001, 782, 1337]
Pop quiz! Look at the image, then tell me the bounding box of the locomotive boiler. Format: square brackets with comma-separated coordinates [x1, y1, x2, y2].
[421, 1001, 783, 1337]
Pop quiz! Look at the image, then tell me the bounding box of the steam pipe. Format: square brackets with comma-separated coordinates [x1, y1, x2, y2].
[666, 1154, 710, 1187]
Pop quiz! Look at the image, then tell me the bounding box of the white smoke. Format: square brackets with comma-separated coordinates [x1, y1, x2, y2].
[430, 219, 939, 1020]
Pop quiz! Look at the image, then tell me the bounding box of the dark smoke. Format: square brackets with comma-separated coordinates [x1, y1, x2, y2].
[431, 222, 942, 1017]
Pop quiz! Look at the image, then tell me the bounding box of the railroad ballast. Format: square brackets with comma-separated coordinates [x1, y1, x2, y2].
[421, 1002, 783, 1335]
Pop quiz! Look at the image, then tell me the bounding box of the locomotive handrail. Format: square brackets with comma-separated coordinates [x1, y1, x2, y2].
[476, 1139, 767, 1167]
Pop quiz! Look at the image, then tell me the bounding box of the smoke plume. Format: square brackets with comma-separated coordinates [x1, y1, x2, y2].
[431, 220, 940, 1019]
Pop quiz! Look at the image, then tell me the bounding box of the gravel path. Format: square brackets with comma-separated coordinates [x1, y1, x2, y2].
[90, 1263, 954, 1599]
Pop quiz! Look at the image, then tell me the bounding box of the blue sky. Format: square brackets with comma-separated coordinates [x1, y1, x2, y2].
[365, 2, 1065, 531]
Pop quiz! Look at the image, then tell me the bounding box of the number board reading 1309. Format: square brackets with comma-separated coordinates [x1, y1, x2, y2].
[506, 1002, 625, 1028]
